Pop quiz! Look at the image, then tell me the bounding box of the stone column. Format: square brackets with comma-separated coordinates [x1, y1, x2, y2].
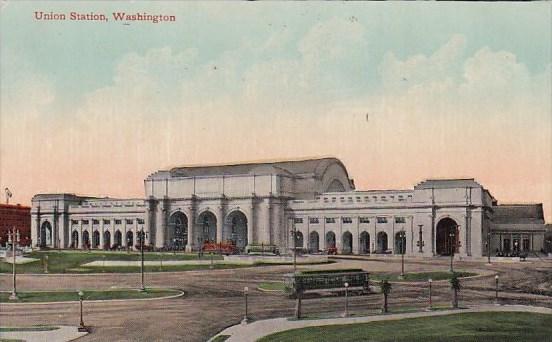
[133, 219, 138, 250]
[31, 214, 38, 248]
[99, 220, 105, 249]
[391, 218, 396, 254]
[372, 218, 377, 253]
[337, 216, 343, 253]
[321, 217, 327, 251]
[186, 206, 196, 252]
[60, 214, 68, 248]
[144, 198, 153, 246]
[155, 199, 166, 248]
[78, 220, 83, 249]
[122, 220, 127, 248]
[270, 200, 281, 247]
[265, 197, 272, 245]
[248, 198, 255, 245]
[352, 216, 360, 254]
[216, 204, 224, 243]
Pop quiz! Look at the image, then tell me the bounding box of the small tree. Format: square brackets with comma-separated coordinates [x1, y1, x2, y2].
[450, 273, 461, 309]
[381, 280, 392, 313]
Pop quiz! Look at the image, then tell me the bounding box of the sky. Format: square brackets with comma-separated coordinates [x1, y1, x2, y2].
[1, 1, 551, 220]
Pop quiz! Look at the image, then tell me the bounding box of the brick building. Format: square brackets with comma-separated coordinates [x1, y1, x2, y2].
[0, 204, 32, 247]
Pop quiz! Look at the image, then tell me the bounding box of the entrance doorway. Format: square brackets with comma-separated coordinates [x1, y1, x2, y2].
[436, 218, 459, 256]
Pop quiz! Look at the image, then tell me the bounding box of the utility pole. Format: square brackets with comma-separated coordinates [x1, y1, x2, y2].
[8, 228, 20, 300]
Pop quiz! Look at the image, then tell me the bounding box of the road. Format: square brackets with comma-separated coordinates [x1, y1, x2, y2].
[1, 257, 551, 341]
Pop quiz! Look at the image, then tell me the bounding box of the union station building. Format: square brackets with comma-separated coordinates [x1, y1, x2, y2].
[31, 158, 549, 258]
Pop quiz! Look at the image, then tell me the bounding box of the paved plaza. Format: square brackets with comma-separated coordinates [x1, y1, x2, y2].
[1, 256, 551, 341]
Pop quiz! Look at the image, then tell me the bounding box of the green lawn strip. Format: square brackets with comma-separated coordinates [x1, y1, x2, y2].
[0, 326, 59, 332]
[298, 306, 455, 321]
[0, 339, 24, 342]
[371, 271, 477, 282]
[298, 269, 363, 275]
[260, 312, 552, 342]
[0, 251, 222, 274]
[211, 335, 231, 342]
[0, 288, 180, 303]
[258, 282, 286, 291]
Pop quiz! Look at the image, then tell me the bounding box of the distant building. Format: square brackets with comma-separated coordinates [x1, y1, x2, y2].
[0, 203, 31, 247]
[31, 157, 548, 258]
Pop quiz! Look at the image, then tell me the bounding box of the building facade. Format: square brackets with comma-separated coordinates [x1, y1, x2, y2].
[31, 158, 548, 258]
[0, 203, 32, 247]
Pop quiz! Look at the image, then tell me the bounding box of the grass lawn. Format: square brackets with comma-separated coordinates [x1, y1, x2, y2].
[0, 251, 223, 274]
[258, 282, 286, 291]
[0, 288, 180, 303]
[371, 271, 477, 282]
[259, 312, 552, 342]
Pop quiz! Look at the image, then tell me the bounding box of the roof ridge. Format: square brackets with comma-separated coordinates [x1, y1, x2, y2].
[168, 156, 337, 170]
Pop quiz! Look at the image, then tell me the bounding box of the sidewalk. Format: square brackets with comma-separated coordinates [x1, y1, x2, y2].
[210, 305, 552, 342]
[0, 325, 87, 342]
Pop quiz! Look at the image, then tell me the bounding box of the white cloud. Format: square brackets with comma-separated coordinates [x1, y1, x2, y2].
[380, 34, 466, 91]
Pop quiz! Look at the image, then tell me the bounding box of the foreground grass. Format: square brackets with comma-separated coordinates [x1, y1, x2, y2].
[259, 312, 552, 342]
[0, 288, 180, 303]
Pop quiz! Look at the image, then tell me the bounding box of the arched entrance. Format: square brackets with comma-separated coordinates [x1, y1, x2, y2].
[395, 231, 406, 255]
[309, 231, 319, 253]
[71, 230, 79, 248]
[104, 231, 111, 250]
[326, 231, 336, 249]
[342, 231, 353, 254]
[224, 211, 248, 252]
[82, 231, 90, 249]
[92, 231, 100, 248]
[168, 212, 188, 250]
[295, 231, 304, 248]
[114, 230, 122, 248]
[360, 231, 370, 254]
[126, 231, 134, 249]
[197, 211, 217, 245]
[436, 218, 459, 256]
[377, 232, 388, 253]
[40, 221, 53, 247]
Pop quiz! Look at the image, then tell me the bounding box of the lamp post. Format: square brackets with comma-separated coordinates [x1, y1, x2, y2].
[494, 275, 499, 305]
[8, 228, 20, 300]
[343, 282, 349, 317]
[399, 231, 406, 278]
[428, 278, 433, 311]
[241, 286, 249, 324]
[77, 290, 88, 332]
[140, 226, 146, 291]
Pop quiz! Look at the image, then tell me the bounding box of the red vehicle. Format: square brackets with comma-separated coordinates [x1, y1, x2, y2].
[325, 247, 338, 255]
[202, 241, 239, 255]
